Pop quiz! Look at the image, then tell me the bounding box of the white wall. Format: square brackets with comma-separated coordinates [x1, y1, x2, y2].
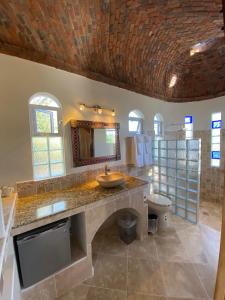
[0, 53, 225, 185]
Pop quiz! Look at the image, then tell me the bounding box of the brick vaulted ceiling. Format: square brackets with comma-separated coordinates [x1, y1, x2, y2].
[0, 1, 224, 102]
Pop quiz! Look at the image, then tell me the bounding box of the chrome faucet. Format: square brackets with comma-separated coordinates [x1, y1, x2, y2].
[104, 164, 110, 175]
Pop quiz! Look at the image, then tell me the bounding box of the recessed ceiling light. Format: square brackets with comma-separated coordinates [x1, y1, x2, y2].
[169, 75, 177, 88]
[190, 42, 207, 56]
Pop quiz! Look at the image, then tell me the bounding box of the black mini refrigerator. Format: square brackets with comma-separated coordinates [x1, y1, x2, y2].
[15, 218, 71, 288]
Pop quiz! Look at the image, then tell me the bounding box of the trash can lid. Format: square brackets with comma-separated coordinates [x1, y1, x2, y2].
[118, 213, 137, 228]
[147, 194, 172, 207]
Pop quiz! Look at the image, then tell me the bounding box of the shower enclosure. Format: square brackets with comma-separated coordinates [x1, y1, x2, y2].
[152, 139, 201, 224]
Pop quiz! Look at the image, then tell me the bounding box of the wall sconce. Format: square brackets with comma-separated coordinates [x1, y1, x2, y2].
[79, 103, 116, 116]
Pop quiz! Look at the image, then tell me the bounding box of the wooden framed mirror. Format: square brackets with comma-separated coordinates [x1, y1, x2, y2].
[71, 120, 121, 167]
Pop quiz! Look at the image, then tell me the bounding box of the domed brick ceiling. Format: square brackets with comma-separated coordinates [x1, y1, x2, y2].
[0, 0, 224, 102]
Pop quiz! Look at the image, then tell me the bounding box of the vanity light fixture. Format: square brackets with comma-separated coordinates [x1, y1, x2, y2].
[97, 107, 102, 114]
[79, 103, 85, 111]
[79, 103, 116, 116]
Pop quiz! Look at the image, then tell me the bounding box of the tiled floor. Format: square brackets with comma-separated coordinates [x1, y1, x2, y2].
[199, 201, 222, 232]
[58, 214, 221, 300]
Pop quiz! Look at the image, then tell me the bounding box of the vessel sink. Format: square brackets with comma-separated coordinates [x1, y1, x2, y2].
[96, 172, 125, 188]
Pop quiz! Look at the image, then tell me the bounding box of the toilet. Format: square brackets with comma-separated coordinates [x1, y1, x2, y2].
[147, 193, 172, 230]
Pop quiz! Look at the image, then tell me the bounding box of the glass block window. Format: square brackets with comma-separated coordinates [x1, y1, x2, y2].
[154, 113, 163, 139]
[29, 93, 65, 180]
[184, 116, 193, 140]
[152, 139, 201, 224]
[211, 112, 222, 168]
[128, 110, 144, 134]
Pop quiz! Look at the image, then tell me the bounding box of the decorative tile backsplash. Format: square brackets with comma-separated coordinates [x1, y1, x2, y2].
[16, 165, 130, 198]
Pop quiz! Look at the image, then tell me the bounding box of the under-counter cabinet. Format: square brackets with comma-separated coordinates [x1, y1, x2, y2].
[15, 218, 71, 288]
[14, 212, 88, 290]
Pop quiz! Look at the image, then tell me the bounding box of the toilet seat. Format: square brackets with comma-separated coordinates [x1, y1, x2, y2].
[147, 194, 172, 207]
[147, 194, 172, 230]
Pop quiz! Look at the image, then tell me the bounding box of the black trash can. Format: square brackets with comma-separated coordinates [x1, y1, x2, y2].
[117, 213, 137, 244]
[148, 214, 158, 234]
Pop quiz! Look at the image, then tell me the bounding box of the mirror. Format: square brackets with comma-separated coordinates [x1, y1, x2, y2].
[71, 120, 120, 167]
[94, 128, 116, 157]
[79, 128, 116, 159]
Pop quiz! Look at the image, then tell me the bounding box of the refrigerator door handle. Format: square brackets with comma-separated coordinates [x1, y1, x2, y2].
[17, 233, 41, 243]
[52, 222, 67, 230]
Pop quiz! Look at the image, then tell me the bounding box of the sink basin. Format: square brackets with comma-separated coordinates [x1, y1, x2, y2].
[96, 172, 126, 188]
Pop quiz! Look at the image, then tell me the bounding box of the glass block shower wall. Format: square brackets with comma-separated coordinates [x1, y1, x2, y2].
[152, 139, 201, 224]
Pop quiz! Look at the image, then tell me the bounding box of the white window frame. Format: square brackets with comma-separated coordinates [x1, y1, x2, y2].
[29, 93, 65, 180]
[154, 114, 163, 139]
[128, 110, 144, 134]
[30, 104, 62, 137]
[211, 112, 222, 168]
[184, 116, 193, 140]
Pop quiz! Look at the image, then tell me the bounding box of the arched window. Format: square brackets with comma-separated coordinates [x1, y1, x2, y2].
[29, 93, 65, 180]
[154, 113, 163, 138]
[128, 110, 144, 134]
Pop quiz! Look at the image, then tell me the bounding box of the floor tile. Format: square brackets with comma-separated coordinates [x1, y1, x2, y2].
[193, 263, 217, 299]
[84, 253, 127, 290]
[128, 236, 157, 260]
[57, 284, 127, 300]
[155, 227, 179, 240]
[167, 298, 202, 300]
[170, 215, 195, 232]
[199, 201, 222, 232]
[128, 291, 166, 300]
[127, 292, 167, 300]
[161, 262, 209, 299]
[177, 230, 209, 264]
[98, 234, 128, 257]
[127, 257, 166, 296]
[57, 201, 221, 300]
[154, 235, 189, 262]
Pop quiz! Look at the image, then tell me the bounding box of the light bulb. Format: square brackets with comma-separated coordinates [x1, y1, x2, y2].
[112, 109, 116, 117]
[79, 104, 85, 111]
[98, 108, 102, 114]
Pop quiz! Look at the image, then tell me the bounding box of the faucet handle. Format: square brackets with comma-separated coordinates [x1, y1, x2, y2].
[104, 164, 110, 175]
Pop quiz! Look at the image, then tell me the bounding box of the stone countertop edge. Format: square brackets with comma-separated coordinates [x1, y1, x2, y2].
[12, 177, 149, 236]
[0, 193, 16, 277]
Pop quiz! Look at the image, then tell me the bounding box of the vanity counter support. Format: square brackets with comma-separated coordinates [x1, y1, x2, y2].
[12, 176, 149, 299]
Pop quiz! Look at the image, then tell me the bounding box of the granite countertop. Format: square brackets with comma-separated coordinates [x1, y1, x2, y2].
[13, 176, 148, 233]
